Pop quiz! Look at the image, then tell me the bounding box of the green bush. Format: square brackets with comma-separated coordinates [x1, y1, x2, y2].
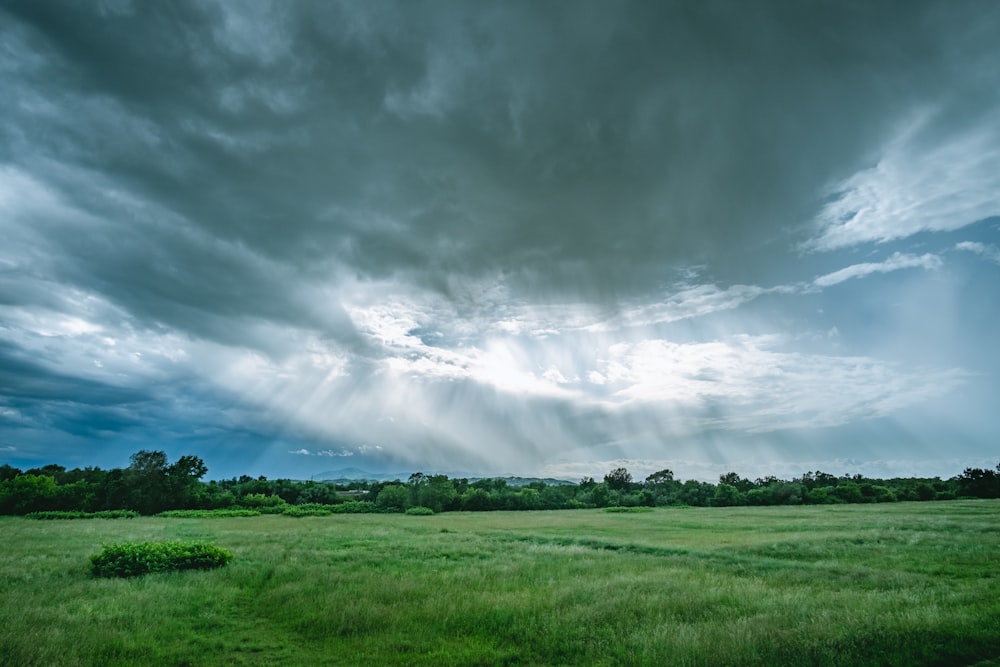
[25, 510, 139, 520]
[329, 501, 378, 514]
[282, 503, 334, 517]
[238, 492, 287, 509]
[405, 506, 435, 516]
[256, 505, 288, 514]
[157, 509, 261, 518]
[90, 541, 233, 578]
[26, 511, 90, 520]
[603, 506, 654, 513]
[93, 510, 140, 519]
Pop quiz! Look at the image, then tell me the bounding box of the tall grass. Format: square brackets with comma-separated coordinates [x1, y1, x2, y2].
[1, 501, 998, 665]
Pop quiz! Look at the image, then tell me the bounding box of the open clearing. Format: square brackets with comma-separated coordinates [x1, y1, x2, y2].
[1, 500, 998, 666]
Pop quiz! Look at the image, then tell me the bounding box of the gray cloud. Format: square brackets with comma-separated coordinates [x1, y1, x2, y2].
[1, 0, 998, 477]
[7, 1, 995, 301]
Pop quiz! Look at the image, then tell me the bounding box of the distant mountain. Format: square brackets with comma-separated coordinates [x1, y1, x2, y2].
[311, 468, 575, 486]
[495, 476, 578, 487]
[311, 468, 410, 483]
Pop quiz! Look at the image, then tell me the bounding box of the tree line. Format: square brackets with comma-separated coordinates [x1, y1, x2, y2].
[1, 451, 998, 516]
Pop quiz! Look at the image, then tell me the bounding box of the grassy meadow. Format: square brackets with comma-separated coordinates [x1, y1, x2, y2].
[1, 500, 998, 666]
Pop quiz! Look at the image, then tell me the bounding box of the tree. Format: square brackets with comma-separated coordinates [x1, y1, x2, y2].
[540, 485, 571, 510]
[56, 479, 98, 512]
[590, 483, 612, 507]
[376, 484, 411, 512]
[167, 455, 208, 508]
[125, 450, 170, 514]
[831, 481, 863, 504]
[417, 475, 458, 513]
[718, 472, 753, 493]
[804, 486, 839, 504]
[516, 488, 542, 510]
[604, 467, 632, 491]
[712, 483, 745, 507]
[860, 484, 896, 503]
[678, 480, 713, 507]
[461, 487, 492, 511]
[645, 469, 674, 486]
[296, 481, 340, 505]
[796, 471, 837, 490]
[644, 469, 677, 505]
[956, 465, 1000, 499]
[0, 474, 59, 514]
[767, 481, 805, 505]
[407, 472, 428, 506]
[123, 450, 208, 514]
[25, 464, 67, 483]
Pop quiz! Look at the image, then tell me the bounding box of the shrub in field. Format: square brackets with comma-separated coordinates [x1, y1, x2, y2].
[90, 541, 233, 578]
[329, 501, 378, 514]
[604, 506, 653, 513]
[26, 511, 90, 520]
[282, 503, 334, 517]
[255, 505, 288, 514]
[237, 493, 287, 511]
[565, 499, 593, 509]
[405, 506, 435, 515]
[94, 510, 140, 519]
[157, 509, 261, 518]
[26, 510, 139, 520]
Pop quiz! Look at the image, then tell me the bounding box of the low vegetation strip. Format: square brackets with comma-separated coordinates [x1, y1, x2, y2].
[157, 509, 261, 518]
[603, 506, 653, 513]
[24, 510, 139, 520]
[90, 541, 233, 578]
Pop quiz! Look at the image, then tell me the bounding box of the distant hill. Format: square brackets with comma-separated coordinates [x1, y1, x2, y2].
[311, 468, 575, 486]
[493, 476, 578, 487]
[311, 468, 410, 483]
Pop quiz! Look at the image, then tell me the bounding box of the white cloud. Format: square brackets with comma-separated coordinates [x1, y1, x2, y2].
[327, 275, 972, 453]
[594, 335, 966, 432]
[808, 113, 1000, 251]
[289, 447, 376, 458]
[813, 252, 942, 287]
[542, 366, 572, 384]
[956, 241, 1000, 265]
[317, 449, 354, 457]
[585, 283, 782, 332]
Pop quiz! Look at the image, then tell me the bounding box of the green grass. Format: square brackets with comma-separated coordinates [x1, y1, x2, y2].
[1, 501, 998, 665]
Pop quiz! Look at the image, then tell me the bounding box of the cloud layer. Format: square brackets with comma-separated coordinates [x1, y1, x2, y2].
[1, 1, 998, 479]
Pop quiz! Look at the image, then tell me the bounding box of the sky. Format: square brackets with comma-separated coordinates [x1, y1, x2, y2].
[1, 1, 998, 482]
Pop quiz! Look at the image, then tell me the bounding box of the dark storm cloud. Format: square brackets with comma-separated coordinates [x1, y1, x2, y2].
[0, 340, 147, 406]
[6, 0, 995, 310]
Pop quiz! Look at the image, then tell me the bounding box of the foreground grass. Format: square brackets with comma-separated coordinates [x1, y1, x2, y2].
[1, 501, 998, 666]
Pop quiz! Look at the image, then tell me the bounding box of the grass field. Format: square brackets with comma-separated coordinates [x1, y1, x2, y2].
[1, 501, 998, 666]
